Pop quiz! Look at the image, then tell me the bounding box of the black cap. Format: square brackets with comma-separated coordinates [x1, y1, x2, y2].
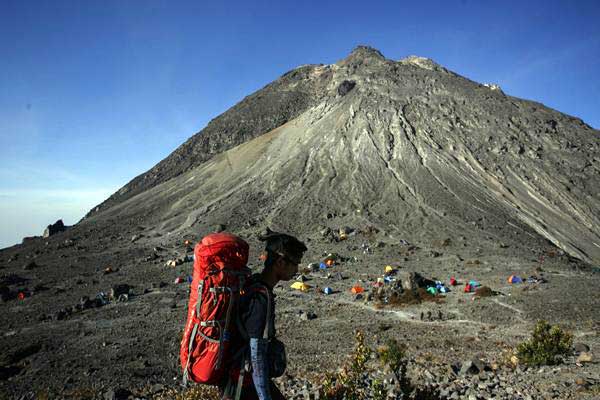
[258, 228, 307, 264]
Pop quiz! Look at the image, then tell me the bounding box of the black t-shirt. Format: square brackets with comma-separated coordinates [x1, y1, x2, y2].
[239, 274, 276, 339]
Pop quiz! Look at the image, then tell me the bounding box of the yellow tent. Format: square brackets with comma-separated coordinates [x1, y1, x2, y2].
[290, 282, 310, 291]
[384, 265, 394, 274]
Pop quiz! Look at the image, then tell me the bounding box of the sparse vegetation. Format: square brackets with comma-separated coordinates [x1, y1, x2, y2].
[320, 330, 372, 399]
[320, 331, 440, 399]
[516, 320, 573, 366]
[378, 339, 408, 383]
[385, 287, 444, 306]
[153, 384, 220, 400]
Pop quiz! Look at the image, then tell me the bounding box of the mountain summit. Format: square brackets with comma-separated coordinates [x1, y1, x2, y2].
[88, 46, 600, 264]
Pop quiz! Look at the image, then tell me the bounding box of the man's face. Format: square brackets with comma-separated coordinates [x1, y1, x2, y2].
[275, 254, 299, 281]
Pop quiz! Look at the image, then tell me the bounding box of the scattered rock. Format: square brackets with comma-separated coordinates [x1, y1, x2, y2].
[110, 284, 132, 300]
[131, 234, 142, 243]
[151, 282, 167, 289]
[339, 226, 354, 235]
[103, 388, 132, 400]
[573, 343, 590, 354]
[299, 310, 317, 321]
[144, 253, 159, 262]
[0, 285, 12, 302]
[79, 296, 95, 310]
[576, 352, 593, 363]
[165, 258, 184, 267]
[214, 224, 226, 232]
[460, 359, 487, 375]
[337, 80, 356, 96]
[399, 271, 435, 290]
[23, 260, 39, 271]
[43, 219, 66, 238]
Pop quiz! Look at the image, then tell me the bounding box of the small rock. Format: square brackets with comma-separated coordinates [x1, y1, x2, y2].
[79, 296, 95, 309]
[299, 311, 317, 321]
[104, 388, 131, 400]
[144, 253, 159, 262]
[151, 282, 167, 289]
[339, 226, 354, 235]
[131, 234, 142, 242]
[23, 260, 39, 270]
[214, 224, 226, 232]
[573, 343, 590, 353]
[110, 284, 131, 300]
[576, 352, 593, 363]
[460, 359, 487, 375]
[0, 286, 12, 302]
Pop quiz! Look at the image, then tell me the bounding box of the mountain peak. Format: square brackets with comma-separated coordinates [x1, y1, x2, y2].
[399, 55, 447, 72]
[346, 45, 386, 60]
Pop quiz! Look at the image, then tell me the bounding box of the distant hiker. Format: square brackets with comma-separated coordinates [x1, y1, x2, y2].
[220, 228, 307, 400]
[180, 229, 307, 400]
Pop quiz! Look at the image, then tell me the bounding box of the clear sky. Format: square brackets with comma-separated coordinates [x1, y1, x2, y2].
[1, 0, 599, 249]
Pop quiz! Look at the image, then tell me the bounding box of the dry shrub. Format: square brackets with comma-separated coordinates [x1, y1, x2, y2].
[153, 385, 220, 400]
[387, 288, 444, 307]
[474, 286, 494, 297]
[60, 388, 97, 400]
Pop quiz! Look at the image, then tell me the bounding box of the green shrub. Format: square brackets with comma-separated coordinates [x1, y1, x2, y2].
[378, 339, 407, 382]
[320, 330, 373, 400]
[516, 320, 573, 366]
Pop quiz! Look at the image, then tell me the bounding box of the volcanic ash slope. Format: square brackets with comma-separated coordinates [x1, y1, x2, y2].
[90, 47, 600, 265]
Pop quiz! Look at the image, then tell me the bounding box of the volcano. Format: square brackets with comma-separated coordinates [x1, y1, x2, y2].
[88, 45, 600, 264]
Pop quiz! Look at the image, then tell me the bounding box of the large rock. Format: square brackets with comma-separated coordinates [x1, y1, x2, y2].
[399, 272, 435, 290]
[43, 219, 66, 238]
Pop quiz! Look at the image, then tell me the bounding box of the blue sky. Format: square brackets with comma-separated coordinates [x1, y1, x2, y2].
[1, 0, 599, 248]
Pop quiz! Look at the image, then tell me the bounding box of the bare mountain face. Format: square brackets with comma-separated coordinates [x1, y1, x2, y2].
[87, 46, 600, 264]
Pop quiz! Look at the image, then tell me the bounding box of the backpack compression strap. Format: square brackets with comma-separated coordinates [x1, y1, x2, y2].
[182, 279, 205, 387]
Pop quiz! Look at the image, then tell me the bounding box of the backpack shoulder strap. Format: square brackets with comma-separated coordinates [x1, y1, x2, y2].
[240, 282, 272, 340]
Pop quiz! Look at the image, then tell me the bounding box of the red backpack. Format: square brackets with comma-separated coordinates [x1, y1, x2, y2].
[180, 232, 251, 386]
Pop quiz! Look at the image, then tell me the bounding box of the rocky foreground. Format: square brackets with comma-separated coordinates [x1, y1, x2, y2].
[1, 219, 599, 399]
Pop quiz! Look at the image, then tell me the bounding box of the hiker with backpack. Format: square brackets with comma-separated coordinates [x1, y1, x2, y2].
[180, 229, 307, 400]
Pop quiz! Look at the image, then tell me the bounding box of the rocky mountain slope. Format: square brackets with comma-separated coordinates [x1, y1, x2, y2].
[88, 46, 600, 264]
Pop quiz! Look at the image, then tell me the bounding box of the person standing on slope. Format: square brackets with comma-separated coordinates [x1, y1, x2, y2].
[220, 228, 307, 400]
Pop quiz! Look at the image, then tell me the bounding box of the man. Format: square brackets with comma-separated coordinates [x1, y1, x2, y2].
[221, 228, 307, 400]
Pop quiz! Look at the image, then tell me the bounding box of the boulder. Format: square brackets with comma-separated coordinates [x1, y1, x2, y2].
[460, 359, 486, 375]
[0, 285, 12, 302]
[23, 260, 39, 270]
[43, 219, 66, 238]
[110, 284, 132, 300]
[573, 343, 590, 354]
[339, 226, 354, 235]
[337, 80, 356, 96]
[399, 271, 435, 290]
[104, 388, 132, 400]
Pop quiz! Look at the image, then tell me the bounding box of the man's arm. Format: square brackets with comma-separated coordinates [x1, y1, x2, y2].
[249, 337, 271, 400]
